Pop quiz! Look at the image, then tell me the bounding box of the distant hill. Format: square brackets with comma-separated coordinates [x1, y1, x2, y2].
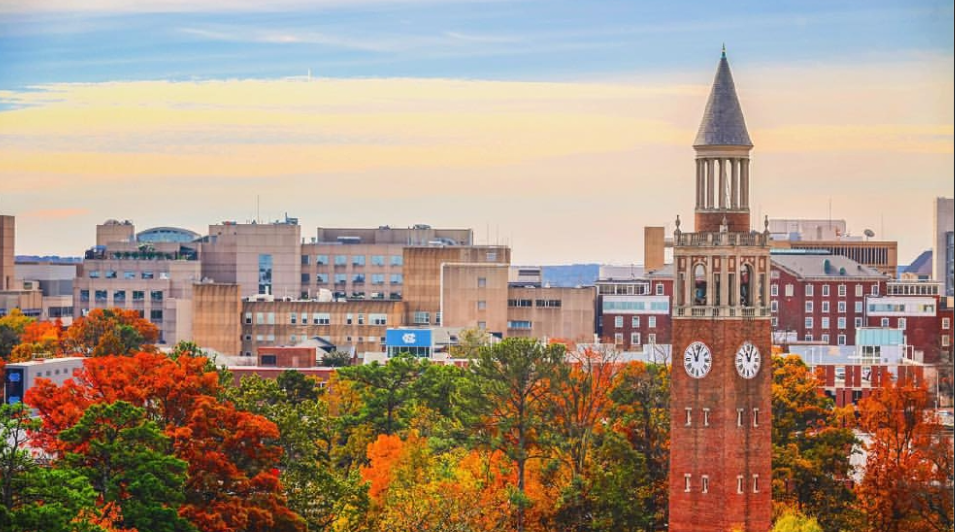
[541, 264, 600, 287]
[15, 255, 82, 263]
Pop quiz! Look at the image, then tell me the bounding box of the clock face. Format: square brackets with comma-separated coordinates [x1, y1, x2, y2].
[683, 341, 712, 379]
[735, 342, 761, 379]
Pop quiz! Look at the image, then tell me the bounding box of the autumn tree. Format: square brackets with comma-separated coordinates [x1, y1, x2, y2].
[64, 308, 159, 356]
[468, 337, 565, 532]
[771, 355, 860, 531]
[9, 320, 64, 361]
[856, 375, 954, 532]
[0, 309, 33, 359]
[25, 352, 305, 532]
[605, 361, 670, 531]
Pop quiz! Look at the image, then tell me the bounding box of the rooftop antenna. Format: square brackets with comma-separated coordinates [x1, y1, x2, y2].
[256, 195, 261, 224]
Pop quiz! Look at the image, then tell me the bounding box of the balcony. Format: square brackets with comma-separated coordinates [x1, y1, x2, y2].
[673, 231, 769, 248]
[673, 306, 772, 319]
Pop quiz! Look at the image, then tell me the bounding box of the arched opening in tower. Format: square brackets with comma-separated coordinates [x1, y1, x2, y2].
[694, 263, 707, 306]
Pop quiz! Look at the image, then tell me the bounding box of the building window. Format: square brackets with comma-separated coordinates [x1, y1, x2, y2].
[822, 301, 830, 313]
[881, 318, 890, 327]
[771, 300, 778, 313]
[821, 334, 830, 344]
[805, 333, 813, 341]
[855, 301, 863, 313]
[614, 316, 624, 328]
[647, 333, 656, 344]
[150, 310, 163, 321]
[371, 255, 385, 266]
[898, 317, 906, 329]
[353, 274, 365, 284]
[613, 333, 624, 344]
[702, 475, 709, 494]
[334, 274, 347, 285]
[258, 254, 273, 295]
[771, 284, 778, 297]
[94, 290, 107, 302]
[316, 254, 328, 265]
[244, 312, 252, 324]
[352, 255, 365, 266]
[822, 284, 830, 297]
[838, 301, 847, 313]
[855, 317, 863, 328]
[805, 301, 813, 313]
[301, 273, 310, 283]
[943, 335, 951, 347]
[371, 274, 385, 285]
[316, 273, 328, 284]
[943, 318, 951, 329]
[871, 284, 879, 296]
[737, 408, 744, 427]
[141, 271, 154, 280]
[655, 283, 664, 295]
[685, 408, 692, 426]
[737, 475, 744, 494]
[132, 290, 144, 301]
[88, 270, 100, 279]
[838, 334, 847, 346]
[290, 314, 297, 325]
[261, 355, 277, 366]
[821, 317, 830, 329]
[772, 317, 779, 328]
[150, 290, 163, 302]
[753, 475, 760, 493]
[477, 277, 487, 288]
[753, 408, 759, 428]
[358, 314, 365, 325]
[805, 285, 814, 297]
[300, 312, 308, 324]
[390, 274, 403, 285]
[837, 284, 846, 297]
[631, 316, 640, 328]
[315, 313, 330, 325]
[785, 284, 794, 297]
[838, 317, 846, 329]
[346, 313, 354, 325]
[371, 314, 387, 326]
[703, 408, 710, 426]
[123, 271, 136, 279]
[805, 317, 813, 329]
[477, 300, 487, 310]
[508, 299, 532, 308]
[854, 284, 862, 297]
[509, 320, 533, 330]
[301, 255, 309, 265]
[391, 255, 403, 266]
[487, 251, 498, 261]
[684, 474, 691, 493]
[333, 255, 347, 266]
[414, 312, 430, 325]
[631, 332, 641, 346]
[648, 316, 657, 328]
[478, 321, 486, 330]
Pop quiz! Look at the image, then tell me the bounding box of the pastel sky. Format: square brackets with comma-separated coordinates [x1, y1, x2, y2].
[0, 0, 952, 266]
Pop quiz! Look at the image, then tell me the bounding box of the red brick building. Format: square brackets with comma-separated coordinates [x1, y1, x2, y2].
[770, 253, 886, 346]
[596, 272, 674, 351]
[668, 49, 772, 532]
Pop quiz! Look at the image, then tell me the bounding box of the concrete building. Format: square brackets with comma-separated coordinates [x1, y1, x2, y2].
[4, 357, 85, 405]
[15, 260, 77, 324]
[597, 266, 674, 351]
[866, 279, 951, 365]
[935, 197, 954, 297]
[200, 219, 302, 299]
[768, 218, 848, 242]
[0, 215, 13, 291]
[771, 239, 898, 277]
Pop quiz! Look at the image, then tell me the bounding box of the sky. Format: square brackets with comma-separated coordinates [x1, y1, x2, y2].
[0, 0, 952, 265]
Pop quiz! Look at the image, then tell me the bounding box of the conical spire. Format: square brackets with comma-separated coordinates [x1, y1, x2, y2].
[693, 48, 752, 147]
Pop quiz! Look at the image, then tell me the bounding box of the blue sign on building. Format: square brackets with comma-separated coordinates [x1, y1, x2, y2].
[385, 329, 432, 348]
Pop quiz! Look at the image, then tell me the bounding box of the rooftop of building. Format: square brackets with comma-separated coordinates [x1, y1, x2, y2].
[772, 253, 886, 280]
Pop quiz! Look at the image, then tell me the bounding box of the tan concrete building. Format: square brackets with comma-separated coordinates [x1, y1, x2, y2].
[240, 298, 407, 356]
[771, 239, 898, 277]
[96, 219, 136, 247]
[1, 215, 14, 291]
[191, 283, 242, 356]
[505, 285, 596, 342]
[441, 262, 510, 331]
[200, 220, 302, 299]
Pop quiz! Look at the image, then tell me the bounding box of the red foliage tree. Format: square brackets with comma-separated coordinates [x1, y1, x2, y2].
[26, 352, 304, 532]
[64, 308, 159, 356]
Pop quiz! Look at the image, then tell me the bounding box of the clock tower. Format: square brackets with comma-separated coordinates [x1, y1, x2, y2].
[668, 48, 772, 532]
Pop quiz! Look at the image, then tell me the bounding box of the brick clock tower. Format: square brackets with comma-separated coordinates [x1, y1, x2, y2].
[668, 48, 773, 532]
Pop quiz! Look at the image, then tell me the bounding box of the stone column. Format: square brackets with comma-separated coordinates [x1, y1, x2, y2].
[741, 159, 750, 209]
[705, 256, 714, 307]
[707, 159, 715, 209]
[731, 158, 739, 209]
[718, 159, 727, 208]
[696, 160, 704, 209]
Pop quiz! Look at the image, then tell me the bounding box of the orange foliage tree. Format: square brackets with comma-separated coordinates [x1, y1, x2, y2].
[25, 352, 304, 532]
[9, 320, 64, 362]
[65, 308, 159, 356]
[856, 375, 954, 532]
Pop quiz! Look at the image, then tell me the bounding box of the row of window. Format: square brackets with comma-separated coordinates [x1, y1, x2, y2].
[303, 273, 404, 285]
[597, 283, 666, 296]
[303, 255, 404, 267]
[614, 332, 657, 345]
[772, 283, 878, 298]
[602, 300, 670, 312]
[251, 335, 385, 345]
[613, 315, 659, 329]
[507, 299, 563, 308]
[868, 303, 936, 314]
[244, 312, 388, 326]
[683, 407, 760, 428]
[80, 289, 162, 302]
[88, 270, 169, 280]
[683, 474, 759, 495]
[413, 312, 441, 325]
[801, 301, 861, 314]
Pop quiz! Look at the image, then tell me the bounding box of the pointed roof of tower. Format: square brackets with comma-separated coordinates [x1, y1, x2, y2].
[693, 47, 752, 147]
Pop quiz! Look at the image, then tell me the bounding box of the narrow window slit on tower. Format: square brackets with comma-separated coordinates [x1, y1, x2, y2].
[685, 407, 692, 426]
[753, 408, 759, 428]
[737, 408, 744, 427]
[684, 474, 691, 492]
[702, 475, 709, 494]
[703, 408, 710, 426]
[737, 475, 744, 494]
